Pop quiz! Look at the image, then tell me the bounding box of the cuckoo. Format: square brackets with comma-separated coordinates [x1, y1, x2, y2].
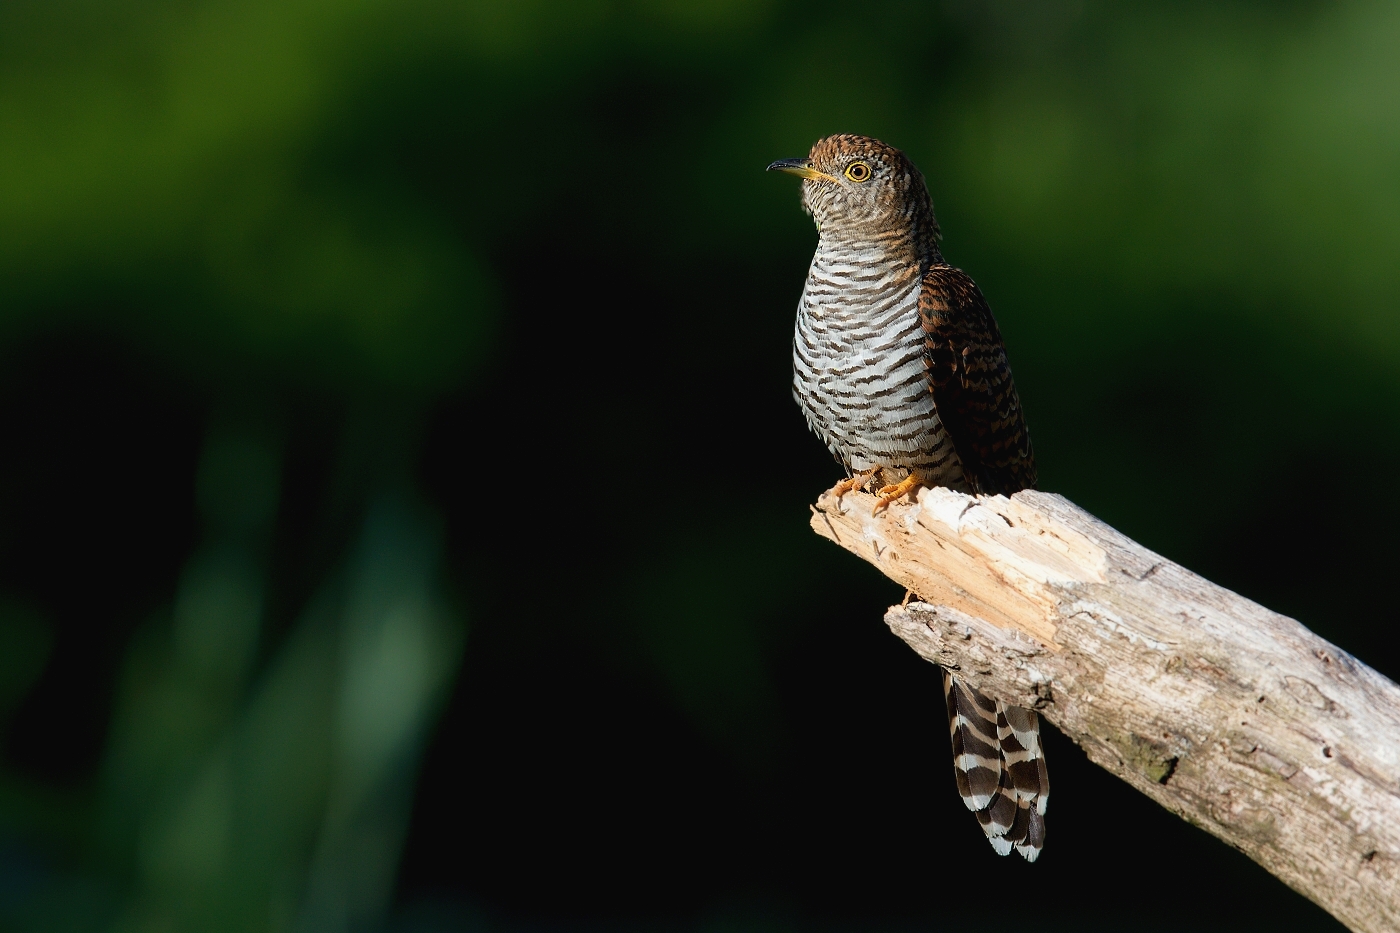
[769, 134, 1047, 860]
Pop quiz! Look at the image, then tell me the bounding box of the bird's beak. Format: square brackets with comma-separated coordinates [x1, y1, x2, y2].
[767, 158, 838, 183]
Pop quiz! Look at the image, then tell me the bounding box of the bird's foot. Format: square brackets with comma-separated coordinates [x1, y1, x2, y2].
[831, 469, 880, 500]
[872, 474, 924, 514]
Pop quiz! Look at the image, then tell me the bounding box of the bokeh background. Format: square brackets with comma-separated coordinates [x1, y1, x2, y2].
[1, 1, 1397, 930]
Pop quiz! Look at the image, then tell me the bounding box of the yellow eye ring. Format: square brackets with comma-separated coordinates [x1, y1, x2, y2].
[844, 161, 872, 182]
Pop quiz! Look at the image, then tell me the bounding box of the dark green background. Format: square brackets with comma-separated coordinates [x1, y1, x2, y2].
[1, 1, 1396, 930]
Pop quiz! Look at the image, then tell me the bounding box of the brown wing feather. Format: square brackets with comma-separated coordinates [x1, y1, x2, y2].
[919, 265, 1036, 496]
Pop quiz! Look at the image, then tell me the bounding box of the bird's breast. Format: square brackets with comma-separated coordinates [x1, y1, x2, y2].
[792, 251, 962, 483]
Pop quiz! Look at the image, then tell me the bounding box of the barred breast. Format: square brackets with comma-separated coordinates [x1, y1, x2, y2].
[792, 239, 966, 489]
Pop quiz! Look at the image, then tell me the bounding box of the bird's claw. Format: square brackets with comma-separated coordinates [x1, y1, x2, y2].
[831, 469, 879, 499]
[872, 474, 923, 514]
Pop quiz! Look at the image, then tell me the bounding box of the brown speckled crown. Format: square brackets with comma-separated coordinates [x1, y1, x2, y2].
[800, 134, 942, 269]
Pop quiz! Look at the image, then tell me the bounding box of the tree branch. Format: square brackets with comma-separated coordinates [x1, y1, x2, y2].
[810, 484, 1400, 933]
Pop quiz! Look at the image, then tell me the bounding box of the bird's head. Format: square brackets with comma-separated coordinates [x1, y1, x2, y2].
[768, 134, 940, 256]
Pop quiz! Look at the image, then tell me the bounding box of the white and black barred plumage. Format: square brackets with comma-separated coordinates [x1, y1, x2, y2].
[771, 134, 1047, 860]
[943, 671, 1048, 859]
[793, 246, 966, 488]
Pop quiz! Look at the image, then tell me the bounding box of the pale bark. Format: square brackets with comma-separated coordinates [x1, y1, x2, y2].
[810, 484, 1400, 933]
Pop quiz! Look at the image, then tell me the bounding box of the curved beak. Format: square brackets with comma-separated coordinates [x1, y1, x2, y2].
[766, 158, 839, 183]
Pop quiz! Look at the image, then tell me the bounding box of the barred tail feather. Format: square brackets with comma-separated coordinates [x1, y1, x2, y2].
[942, 670, 1049, 862]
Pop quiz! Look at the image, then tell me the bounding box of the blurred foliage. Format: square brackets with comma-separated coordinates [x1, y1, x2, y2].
[1, 0, 1397, 931]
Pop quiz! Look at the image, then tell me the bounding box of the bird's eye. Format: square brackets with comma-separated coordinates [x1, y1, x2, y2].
[845, 161, 872, 182]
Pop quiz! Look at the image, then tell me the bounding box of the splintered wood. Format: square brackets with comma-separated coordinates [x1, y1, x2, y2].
[811, 485, 1400, 933]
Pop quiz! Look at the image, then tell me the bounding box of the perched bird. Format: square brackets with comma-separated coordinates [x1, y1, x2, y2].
[769, 134, 1047, 860]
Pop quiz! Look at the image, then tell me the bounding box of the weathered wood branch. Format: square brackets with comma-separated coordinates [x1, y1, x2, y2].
[810, 484, 1400, 933]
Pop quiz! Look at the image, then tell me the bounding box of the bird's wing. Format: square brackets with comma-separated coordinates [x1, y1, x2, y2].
[919, 265, 1037, 495]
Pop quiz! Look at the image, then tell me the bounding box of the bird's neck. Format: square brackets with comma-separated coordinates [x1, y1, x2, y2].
[814, 222, 942, 280]
[815, 187, 943, 275]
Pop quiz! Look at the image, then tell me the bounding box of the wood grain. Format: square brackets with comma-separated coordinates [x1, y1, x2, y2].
[811, 484, 1400, 933]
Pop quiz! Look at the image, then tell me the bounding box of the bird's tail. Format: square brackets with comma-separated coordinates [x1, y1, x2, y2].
[942, 669, 1048, 861]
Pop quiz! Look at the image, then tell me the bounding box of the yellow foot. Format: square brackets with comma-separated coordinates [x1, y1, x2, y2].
[831, 469, 879, 499]
[872, 474, 924, 515]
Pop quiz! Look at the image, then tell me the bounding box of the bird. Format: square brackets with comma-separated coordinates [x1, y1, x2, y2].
[768, 134, 1048, 860]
